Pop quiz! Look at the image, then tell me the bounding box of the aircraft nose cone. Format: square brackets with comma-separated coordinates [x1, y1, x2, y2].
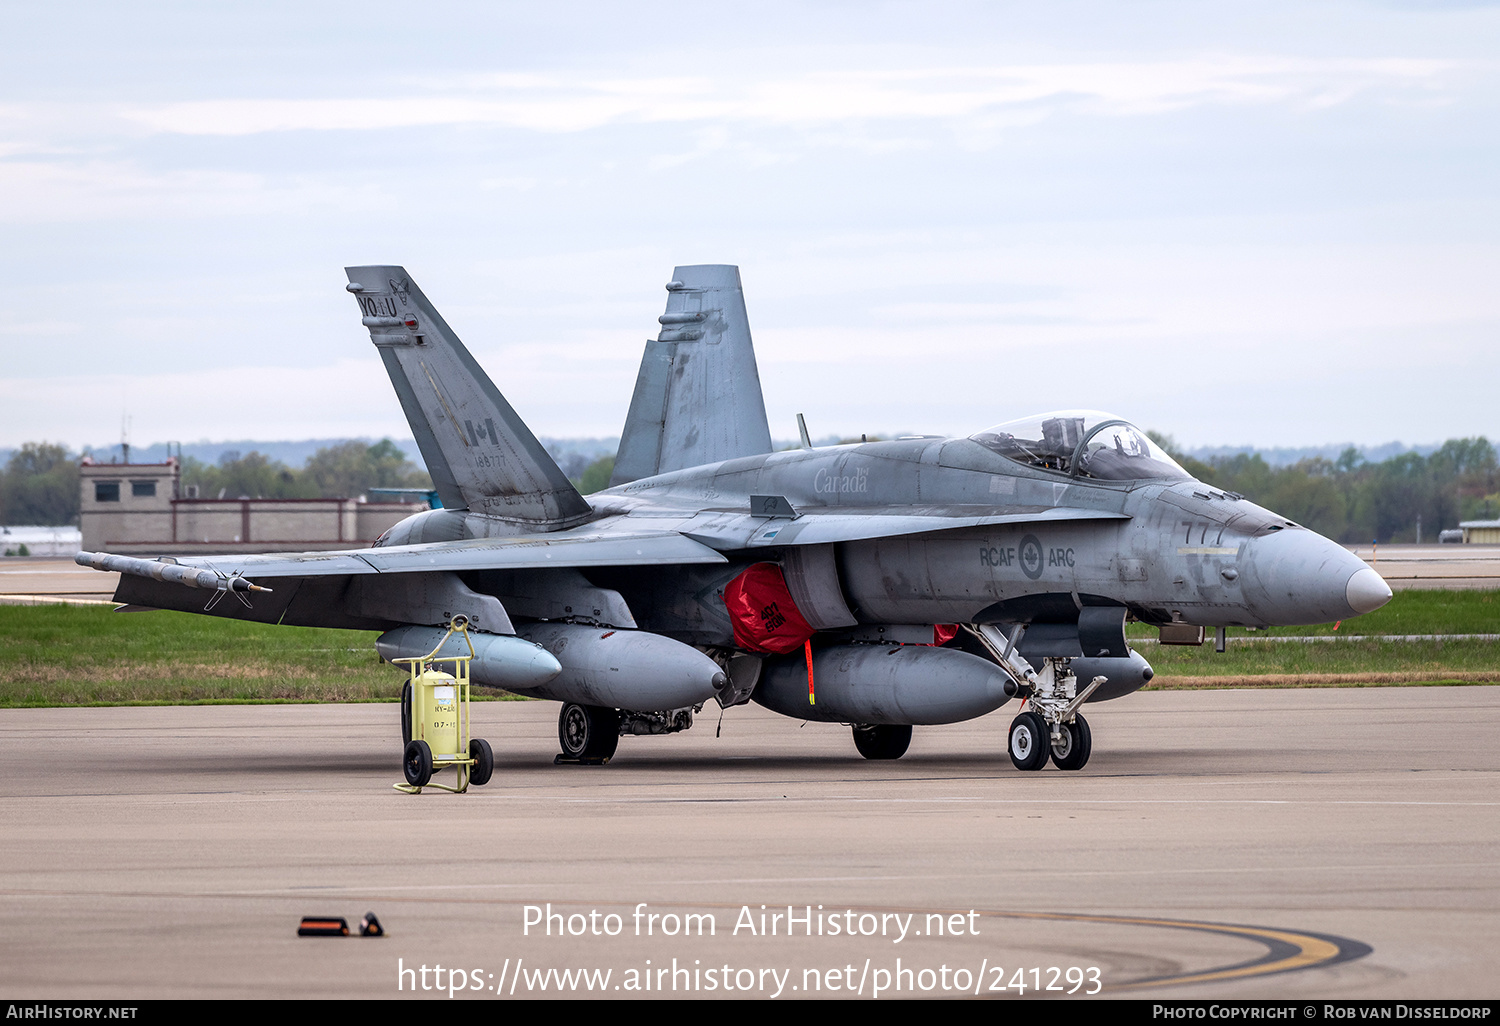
[1241, 528, 1382, 625]
[1346, 566, 1393, 614]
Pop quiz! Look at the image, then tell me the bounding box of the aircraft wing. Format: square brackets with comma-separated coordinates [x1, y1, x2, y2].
[361, 531, 727, 572]
[681, 505, 1131, 549]
[84, 529, 730, 629]
[90, 530, 728, 581]
[86, 505, 1120, 588]
[84, 505, 1122, 626]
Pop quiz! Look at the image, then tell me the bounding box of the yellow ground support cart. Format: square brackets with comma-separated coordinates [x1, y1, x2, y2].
[393, 615, 494, 794]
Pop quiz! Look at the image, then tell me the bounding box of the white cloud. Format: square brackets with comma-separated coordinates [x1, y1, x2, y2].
[110, 57, 1457, 138]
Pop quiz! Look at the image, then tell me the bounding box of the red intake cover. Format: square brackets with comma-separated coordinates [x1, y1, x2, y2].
[723, 562, 816, 655]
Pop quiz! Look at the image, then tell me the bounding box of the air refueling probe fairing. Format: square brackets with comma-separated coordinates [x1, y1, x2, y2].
[79, 264, 1392, 769]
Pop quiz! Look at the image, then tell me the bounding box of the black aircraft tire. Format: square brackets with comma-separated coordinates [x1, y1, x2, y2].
[853, 724, 913, 760]
[469, 738, 494, 786]
[558, 704, 621, 762]
[403, 739, 433, 787]
[1008, 711, 1050, 771]
[401, 681, 413, 746]
[1050, 715, 1092, 771]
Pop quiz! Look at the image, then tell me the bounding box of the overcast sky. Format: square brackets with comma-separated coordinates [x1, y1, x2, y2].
[2, 1, 1497, 453]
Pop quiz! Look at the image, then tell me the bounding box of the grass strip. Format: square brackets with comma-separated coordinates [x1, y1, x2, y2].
[0, 604, 527, 707]
[1126, 587, 1500, 638]
[1, 589, 1496, 707]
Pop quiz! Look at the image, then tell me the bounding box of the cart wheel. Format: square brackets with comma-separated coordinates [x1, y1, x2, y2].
[400, 681, 412, 745]
[403, 739, 433, 787]
[470, 738, 494, 786]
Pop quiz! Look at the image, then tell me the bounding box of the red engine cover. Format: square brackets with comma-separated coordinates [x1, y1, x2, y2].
[722, 562, 816, 654]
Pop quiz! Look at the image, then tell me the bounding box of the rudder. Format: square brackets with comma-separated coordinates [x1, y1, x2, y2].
[611, 264, 773, 486]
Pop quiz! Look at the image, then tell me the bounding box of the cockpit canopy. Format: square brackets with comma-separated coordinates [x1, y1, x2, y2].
[971, 410, 1191, 482]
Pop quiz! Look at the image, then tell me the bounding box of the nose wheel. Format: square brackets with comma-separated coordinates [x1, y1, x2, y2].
[1049, 715, 1092, 770]
[1008, 710, 1093, 771]
[1008, 712, 1050, 771]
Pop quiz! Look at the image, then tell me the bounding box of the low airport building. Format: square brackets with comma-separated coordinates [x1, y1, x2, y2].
[79, 458, 422, 555]
[1459, 519, 1500, 544]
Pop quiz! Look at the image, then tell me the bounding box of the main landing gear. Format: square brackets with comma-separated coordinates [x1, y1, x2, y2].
[552, 703, 699, 765]
[556, 703, 620, 764]
[852, 723, 912, 760]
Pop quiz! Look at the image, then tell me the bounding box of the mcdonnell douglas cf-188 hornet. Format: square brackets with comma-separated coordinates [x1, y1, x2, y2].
[79, 264, 1393, 772]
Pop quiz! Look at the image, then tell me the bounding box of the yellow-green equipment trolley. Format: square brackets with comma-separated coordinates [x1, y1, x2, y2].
[393, 615, 494, 794]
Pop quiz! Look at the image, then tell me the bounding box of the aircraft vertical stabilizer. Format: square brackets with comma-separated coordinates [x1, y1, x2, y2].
[344, 266, 591, 527]
[611, 265, 773, 486]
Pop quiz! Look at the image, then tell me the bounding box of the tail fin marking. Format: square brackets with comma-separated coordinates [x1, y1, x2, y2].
[346, 266, 591, 528]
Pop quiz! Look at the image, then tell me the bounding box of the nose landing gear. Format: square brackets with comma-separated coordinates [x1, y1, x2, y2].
[1008, 658, 1107, 772]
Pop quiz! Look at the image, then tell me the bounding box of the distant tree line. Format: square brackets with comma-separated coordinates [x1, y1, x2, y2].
[572, 456, 615, 495]
[178, 440, 430, 502]
[0, 440, 431, 526]
[0, 444, 77, 528]
[1153, 434, 1499, 544]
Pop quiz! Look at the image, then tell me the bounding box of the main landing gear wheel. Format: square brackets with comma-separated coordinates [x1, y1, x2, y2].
[403, 739, 433, 787]
[469, 738, 494, 786]
[852, 724, 912, 760]
[558, 703, 620, 763]
[1049, 714, 1092, 771]
[1008, 711, 1050, 771]
[400, 681, 414, 745]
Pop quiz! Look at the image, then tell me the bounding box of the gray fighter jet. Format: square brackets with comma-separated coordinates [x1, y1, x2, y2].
[78, 264, 1393, 771]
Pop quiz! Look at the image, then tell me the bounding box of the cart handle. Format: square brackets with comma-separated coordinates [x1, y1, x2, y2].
[392, 615, 477, 670]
